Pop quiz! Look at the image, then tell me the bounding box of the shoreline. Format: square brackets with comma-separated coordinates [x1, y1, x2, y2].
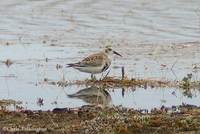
[0, 104, 199, 134]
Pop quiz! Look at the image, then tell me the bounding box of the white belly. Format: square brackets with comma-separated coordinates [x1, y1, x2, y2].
[75, 65, 105, 74]
[74, 57, 111, 74]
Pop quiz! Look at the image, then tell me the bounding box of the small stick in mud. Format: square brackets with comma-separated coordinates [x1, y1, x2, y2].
[122, 88, 125, 97]
[121, 66, 125, 80]
[45, 58, 48, 62]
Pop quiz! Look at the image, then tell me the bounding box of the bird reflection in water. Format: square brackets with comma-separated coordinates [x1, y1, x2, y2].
[68, 86, 111, 107]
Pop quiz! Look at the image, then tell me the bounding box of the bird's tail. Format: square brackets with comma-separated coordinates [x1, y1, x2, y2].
[66, 62, 80, 67]
[66, 63, 75, 67]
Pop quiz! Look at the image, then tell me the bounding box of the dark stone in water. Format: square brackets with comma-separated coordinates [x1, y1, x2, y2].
[181, 103, 198, 108]
[22, 110, 34, 115]
[172, 105, 177, 111]
[53, 108, 70, 113]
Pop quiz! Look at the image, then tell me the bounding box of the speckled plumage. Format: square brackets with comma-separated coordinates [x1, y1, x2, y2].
[67, 51, 111, 74]
[67, 48, 121, 77]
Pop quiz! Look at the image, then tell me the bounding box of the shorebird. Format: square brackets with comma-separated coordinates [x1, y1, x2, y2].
[67, 48, 122, 79]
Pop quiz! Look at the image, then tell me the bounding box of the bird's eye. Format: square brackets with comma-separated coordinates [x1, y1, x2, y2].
[108, 48, 112, 51]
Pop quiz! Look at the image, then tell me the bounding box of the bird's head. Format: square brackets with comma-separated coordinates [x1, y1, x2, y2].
[104, 48, 122, 57]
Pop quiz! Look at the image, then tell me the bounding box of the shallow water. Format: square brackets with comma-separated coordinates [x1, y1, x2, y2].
[0, 0, 200, 110]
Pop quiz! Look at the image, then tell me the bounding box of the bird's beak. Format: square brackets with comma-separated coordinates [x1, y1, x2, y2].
[113, 51, 122, 57]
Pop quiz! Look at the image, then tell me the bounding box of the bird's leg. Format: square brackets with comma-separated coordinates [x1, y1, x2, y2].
[91, 74, 94, 79]
[91, 74, 96, 81]
[102, 69, 111, 80]
[100, 72, 104, 80]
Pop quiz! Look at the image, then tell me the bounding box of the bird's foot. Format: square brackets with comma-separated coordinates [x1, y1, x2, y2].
[91, 74, 97, 81]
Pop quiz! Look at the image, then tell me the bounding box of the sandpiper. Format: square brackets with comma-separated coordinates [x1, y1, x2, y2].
[67, 48, 122, 79]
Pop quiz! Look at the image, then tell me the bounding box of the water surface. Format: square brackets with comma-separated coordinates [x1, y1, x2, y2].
[0, 0, 200, 110]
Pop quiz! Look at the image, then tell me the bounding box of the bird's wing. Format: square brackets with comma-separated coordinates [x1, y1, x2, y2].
[80, 53, 105, 67]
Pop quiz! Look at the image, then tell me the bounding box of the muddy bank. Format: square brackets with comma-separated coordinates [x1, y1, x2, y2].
[0, 104, 199, 134]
